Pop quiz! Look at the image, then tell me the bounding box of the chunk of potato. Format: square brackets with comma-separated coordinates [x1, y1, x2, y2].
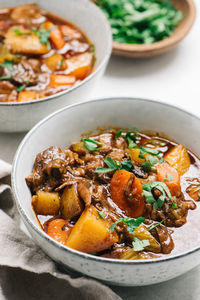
[70, 141, 87, 155]
[44, 53, 67, 71]
[66, 206, 118, 253]
[61, 184, 83, 220]
[32, 192, 60, 215]
[5, 26, 49, 55]
[126, 148, 145, 164]
[134, 224, 161, 253]
[164, 144, 191, 176]
[66, 52, 93, 80]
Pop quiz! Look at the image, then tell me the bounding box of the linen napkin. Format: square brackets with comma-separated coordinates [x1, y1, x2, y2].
[0, 159, 121, 300]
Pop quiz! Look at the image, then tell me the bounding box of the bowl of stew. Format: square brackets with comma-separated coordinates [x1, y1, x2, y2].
[12, 97, 200, 286]
[0, 0, 112, 132]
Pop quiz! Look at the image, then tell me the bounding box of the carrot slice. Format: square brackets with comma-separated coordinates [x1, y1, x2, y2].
[110, 170, 145, 218]
[17, 90, 36, 102]
[44, 21, 65, 49]
[49, 74, 76, 87]
[157, 162, 181, 196]
[46, 218, 72, 245]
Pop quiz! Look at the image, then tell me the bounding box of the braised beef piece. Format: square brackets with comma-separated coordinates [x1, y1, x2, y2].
[13, 60, 40, 85]
[152, 225, 174, 254]
[26, 146, 67, 193]
[132, 163, 148, 179]
[144, 191, 196, 227]
[0, 81, 17, 102]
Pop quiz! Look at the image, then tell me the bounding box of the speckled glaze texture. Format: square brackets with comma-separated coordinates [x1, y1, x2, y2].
[12, 98, 200, 286]
[0, 0, 112, 132]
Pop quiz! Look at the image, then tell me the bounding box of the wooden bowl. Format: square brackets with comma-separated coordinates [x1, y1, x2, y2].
[97, 0, 196, 58]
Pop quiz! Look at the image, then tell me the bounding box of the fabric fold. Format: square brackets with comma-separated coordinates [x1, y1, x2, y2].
[0, 159, 121, 300]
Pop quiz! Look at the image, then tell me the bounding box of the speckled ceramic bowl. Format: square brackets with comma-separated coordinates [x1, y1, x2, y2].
[0, 0, 112, 132]
[12, 97, 200, 286]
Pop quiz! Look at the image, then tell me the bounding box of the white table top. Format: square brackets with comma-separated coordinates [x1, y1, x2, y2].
[0, 2, 200, 299]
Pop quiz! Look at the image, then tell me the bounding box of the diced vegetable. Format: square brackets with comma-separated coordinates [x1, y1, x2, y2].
[44, 21, 65, 49]
[66, 205, 118, 253]
[126, 148, 145, 164]
[17, 90, 37, 102]
[32, 191, 60, 215]
[70, 141, 88, 155]
[60, 25, 82, 40]
[110, 170, 145, 218]
[44, 53, 66, 71]
[5, 26, 49, 54]
[134, 224, 161, 253]
[157, 162, 181, 196]
[61, 185, 84, 219]
[49, 74, 76, 87]
[46, 218, 72, 245]
[164, 144, 191, 176]
[66, 52, 93, 80]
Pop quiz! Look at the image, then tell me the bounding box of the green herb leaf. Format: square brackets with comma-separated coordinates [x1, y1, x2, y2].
[141, 161, 151, 172]
[16, 81, 30, 92]
[110, 216, 145, 233]
[115, 130, 122, 139]
[140, 146, 161, 156]
[193, 186, 200, 193]
[0, 60, 13, 73]
[90, 44, 95, 54]
[121, 160, 132, 171]
[164, 173, 174, 182]
[32, 25, 57, 46]
[95, 157, 121, 173]
[148, 217, 167, 231]
[83, 138, 102, 151]
[13, 28, 31, 36]
[96, 209, 105, 219]
[142, 181, 177, 209]
[132, 237, 150, 251]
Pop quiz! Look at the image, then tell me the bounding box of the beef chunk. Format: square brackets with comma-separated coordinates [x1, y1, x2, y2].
[26, 146, 67, 193]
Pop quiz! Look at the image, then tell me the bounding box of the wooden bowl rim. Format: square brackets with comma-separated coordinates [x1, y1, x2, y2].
[112, 0, 196, 55]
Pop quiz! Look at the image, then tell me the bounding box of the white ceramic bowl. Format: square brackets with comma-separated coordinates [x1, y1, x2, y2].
[12, 97, 200, 286]
[0, 0, 112, 132]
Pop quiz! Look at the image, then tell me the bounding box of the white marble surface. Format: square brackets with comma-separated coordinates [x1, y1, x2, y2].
[0, 1, 200, 299]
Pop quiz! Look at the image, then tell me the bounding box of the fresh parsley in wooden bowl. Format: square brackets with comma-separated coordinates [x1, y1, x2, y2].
[95, 0, 196, 57]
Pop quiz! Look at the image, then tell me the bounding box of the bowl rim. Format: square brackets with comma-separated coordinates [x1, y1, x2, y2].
[12, 96, 200, 266]
[112, 0, 196, 55]
[0, 0, 112, 106]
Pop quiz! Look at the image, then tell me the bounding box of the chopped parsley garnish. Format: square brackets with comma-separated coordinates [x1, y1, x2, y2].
[148, 218, 167, 231]
[110, 216, 145, 234]
[16, 81, 29, 92]
[83, 138, 102, 152]
[96, 209, 105, 219]
[140, 146, 161, 156]
[90, 44, 95, 54]
[132, 237, 150, 251]
[13, 28, 31, 36]
[115, 130, 122, 139]
[32, 25, 57, 46]
[164, 173, 174, 182]
[142, 181, 177, 209]
[193, 186, 200, 193]
[110, 217, 149, 252]
[121, 160, 132, 171]
[96, 0, 182, 45]
[141, 161, 151, 172]
[95, 157, 121, 173]
[95, 157, 132, 173]
[59, 57, 65, 68]
[0, 60, 14, 80]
